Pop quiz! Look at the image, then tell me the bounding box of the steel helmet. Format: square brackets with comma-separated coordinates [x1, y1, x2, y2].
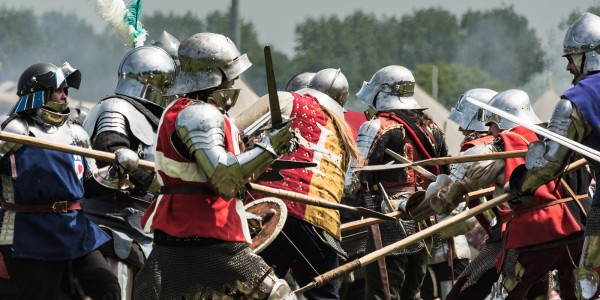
[356, 65, 422, 111]
[449, 88, 498, 131]
[166, 32, 252, 96]
[15, 62, 81, 113]
[286, 72, 315, 92]
[563, 12, 600, 72]
[307, 68, 349, 106]
[485, 89, 541, 130]
[114, 46, 177, 108]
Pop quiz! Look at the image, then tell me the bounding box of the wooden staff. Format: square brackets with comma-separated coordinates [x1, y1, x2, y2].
[296, 158, 588, 294]
[0, 131, 397, 220]
[0, 131, 155, 170]
[248, 183, 395, 221]
[356, 149, 528, 172]
[340, 187, 495, 232]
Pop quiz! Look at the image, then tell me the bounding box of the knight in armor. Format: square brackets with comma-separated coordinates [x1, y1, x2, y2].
[347, 65, 449, 300]
[409, 89, 590, 300]
[82, 45, 176, 297]
[419, 88, 497, 300]
[507, 12, 600, 299]
[0, 62, 143, 299]
[133, 32, 297, 299]
[250, 68, 361, 300]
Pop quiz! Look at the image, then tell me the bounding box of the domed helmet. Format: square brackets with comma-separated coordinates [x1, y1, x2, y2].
[448, 88, 498, 132]
[357, 65, 422, 111]
[114, 46, 177, 108]
[286, 72, 315, 92]
[152, 31, 181, 71]
[307, 68, 349, 106]
[166, 32, 252, 97]
[563, 12, 600, 73]
[15, 62, 81, 125]
[484, 89, 541, 130]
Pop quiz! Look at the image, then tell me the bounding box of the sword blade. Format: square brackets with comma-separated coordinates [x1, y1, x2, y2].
[264, 45, 283, 127]
[464, 96, 600, 163]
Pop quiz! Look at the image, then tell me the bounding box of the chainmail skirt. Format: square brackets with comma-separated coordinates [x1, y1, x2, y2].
[133, 240, 271, 300]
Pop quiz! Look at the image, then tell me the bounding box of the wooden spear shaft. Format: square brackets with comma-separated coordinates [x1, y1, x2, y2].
[248, 183, 395, 221]
[0, 131, 396, 220]
[0, 131, 156, 170]
[356, 149, 528, 172]
[340, 186, 496, 232]
[296, 158, 588, 294]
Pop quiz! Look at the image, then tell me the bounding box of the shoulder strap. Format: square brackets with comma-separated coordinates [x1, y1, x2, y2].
[377, 112, 441, 174]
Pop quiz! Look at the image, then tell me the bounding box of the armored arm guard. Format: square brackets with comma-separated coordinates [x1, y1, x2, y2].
[176, 103, 283, 199]
[407, 143, 503, 221]
[344, 119, 380, 196]
[512, 99, 589, 195]
[0, 117, 27, 159]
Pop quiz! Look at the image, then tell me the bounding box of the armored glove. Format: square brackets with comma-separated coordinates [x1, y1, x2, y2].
[505, 164, 534, 206]
[425, 174, 455, 215]
[114, 148, 139, 174]
[114, 148, 139, 189]
[257, 121, 297, 157]
[92, 148, 140, 190]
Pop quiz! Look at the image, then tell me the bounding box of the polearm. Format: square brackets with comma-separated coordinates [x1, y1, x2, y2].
[248, 183, 396, 221]
[356, 149, 527, 172]
[0, 130, 394, 221]
[296, 158, 588, 295]
[340, 186, 495, 232]
[0, 131, 155, 170]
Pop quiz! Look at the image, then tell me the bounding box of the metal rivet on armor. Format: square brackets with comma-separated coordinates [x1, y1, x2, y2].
[31, 76, 37, 82]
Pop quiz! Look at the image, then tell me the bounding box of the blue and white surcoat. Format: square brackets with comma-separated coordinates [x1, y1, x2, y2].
[0, 116, 110, 260]
[563, 71, 600, 205]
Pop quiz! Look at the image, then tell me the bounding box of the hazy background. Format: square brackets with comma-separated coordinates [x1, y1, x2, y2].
[2, 0, 595, 55]
[0, 0, 598, 111]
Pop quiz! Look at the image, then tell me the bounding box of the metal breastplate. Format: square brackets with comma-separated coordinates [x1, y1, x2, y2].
[28, 119, 77, 145]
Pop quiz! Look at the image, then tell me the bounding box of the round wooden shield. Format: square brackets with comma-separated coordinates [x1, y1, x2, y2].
[245, 197, 288, 254]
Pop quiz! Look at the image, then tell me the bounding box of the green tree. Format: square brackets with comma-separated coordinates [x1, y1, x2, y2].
[0, 7, 123, 102]
[413, 62, 509, 108]
[560, 7, 600, 30]
[397, 8, 460, 66]
[456, 6, 544, 85]
[143, 9, 292, 96]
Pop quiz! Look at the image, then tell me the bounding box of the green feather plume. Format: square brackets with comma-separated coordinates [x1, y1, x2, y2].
[95, 0, 148, 48]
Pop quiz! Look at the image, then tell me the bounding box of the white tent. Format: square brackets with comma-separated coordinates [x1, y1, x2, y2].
[414, 85, 462, 156]
[532, 72, 560, 122]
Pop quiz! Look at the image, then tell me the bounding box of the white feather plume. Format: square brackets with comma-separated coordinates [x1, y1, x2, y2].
[95, 0, 147, 48]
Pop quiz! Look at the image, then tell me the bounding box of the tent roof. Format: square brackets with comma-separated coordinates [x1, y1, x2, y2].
[414, 85, 462, 155]
[532, 72, 560, 121]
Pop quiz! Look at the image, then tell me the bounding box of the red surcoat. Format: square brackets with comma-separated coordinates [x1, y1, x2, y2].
[141, 98, 250, 243]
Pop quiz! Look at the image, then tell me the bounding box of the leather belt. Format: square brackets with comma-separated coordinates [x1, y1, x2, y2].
[0, 200, 82, 213]
[159, 185, 213, 195]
